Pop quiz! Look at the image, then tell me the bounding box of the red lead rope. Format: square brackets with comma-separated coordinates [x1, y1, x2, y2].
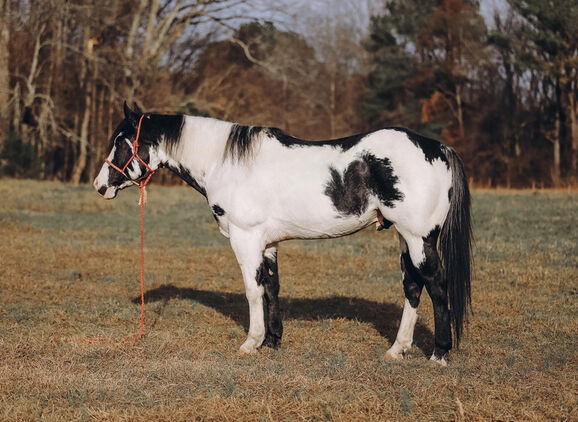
[85, 114, 153, 344]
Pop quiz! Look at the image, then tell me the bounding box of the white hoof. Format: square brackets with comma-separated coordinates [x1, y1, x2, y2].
[384, 350, 403, 361]
[239, 339, 259, 355]
[430, 354, 448, 366]
[384, 343, 407, 361]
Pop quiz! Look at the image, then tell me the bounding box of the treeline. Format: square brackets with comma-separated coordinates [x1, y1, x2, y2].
[0, 0, 576, 187]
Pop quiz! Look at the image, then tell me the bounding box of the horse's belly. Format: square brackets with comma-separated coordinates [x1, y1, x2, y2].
[268, 205, 377, 241]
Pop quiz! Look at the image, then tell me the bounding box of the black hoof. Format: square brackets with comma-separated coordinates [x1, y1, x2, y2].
[261, 334, 281, 349]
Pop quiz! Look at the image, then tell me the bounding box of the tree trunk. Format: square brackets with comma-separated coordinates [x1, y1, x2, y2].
[95, 87, 105, 170]
[0, 0, 11, 142]
[455, 83, 465, 142]
[143, 0, 160, 60]
[12, 82, 20, 131]
[71, 34, 95, 185]
[329, 73, 336, 138]
[71, 92, 91, 185]
[569, 89, 578, 176]
[552, 108, 561, 185]
[86, 82, 98, 182]
[125, 0, 148, 101]
[551, 75, 564, 185]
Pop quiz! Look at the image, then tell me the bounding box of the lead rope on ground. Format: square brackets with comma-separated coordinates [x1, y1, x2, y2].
[83, 114, 153, 344]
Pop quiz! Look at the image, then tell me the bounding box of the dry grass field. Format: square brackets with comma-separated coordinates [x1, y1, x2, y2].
[0, 179, 576, 421]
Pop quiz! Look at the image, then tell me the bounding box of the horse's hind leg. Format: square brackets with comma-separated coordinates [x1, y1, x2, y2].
[395, 229, 451, 365]
[385, 234, 424, 360]
[420, 230, 452, 364]
[259, 245, 283, 348]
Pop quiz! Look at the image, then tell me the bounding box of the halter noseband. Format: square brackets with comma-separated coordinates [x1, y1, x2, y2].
[105, 114, 155, 188]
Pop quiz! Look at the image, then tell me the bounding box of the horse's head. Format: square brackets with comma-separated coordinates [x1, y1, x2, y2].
[93, 102, 156, 199]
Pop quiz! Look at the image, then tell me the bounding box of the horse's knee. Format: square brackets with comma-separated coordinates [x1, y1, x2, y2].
[245, 284, 264, 303]
[401, 251, 423, 308]
[413, 238, 444, 290]
[426, 282, 447, 304]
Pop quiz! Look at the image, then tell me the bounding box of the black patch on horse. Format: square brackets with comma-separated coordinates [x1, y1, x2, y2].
[108, 120, 134, 151]
[212, 204, 225, 217]
[165, 164, 207, 197]
[267, 127, 369, 151]
[225, 124, 265, 161]
[324, 152, 404, 216]
[256, 251, 283, 349]
[141, 114, 184, 148]
[389, 127, 449, 168]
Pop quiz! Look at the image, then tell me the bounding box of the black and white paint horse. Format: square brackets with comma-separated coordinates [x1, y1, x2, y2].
[94, 103, 472, 365]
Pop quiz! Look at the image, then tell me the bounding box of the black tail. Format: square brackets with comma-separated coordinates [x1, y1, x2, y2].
[440, 147, 472, 348]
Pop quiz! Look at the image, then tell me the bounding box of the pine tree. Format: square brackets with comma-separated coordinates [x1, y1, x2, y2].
[507, 0, 578, 181]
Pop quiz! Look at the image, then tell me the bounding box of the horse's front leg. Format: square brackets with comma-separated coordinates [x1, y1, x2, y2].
[260, 245, 283, 348]
[229, 227, 267, 354]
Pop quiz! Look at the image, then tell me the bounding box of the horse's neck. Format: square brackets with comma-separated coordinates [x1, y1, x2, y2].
[158, 115, 233, 191]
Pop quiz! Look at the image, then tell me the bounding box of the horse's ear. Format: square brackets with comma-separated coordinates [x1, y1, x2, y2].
[123, 100, 141, 128]
[133, 102, 143, 115]
[123, 100, 132, 118]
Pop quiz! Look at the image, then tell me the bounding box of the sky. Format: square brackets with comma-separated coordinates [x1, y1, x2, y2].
[239, 0, 509, 40]
[218, 0, 510, 71]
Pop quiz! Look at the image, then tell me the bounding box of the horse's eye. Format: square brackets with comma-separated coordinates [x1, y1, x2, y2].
[115, 137, 127, 148]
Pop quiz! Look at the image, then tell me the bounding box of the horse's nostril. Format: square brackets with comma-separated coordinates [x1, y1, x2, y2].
[98, 186, 108, 196]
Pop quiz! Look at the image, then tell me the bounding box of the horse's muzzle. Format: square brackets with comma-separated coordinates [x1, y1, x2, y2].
[94, 178, 117, 199]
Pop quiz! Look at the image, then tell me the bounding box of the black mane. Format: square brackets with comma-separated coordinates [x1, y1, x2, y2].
[266, 127, 370, 151]
[224, 124, 267, 161]
[141, 114, 184, 147]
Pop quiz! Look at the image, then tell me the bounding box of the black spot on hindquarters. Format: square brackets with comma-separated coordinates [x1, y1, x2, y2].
[324, 152, 404, 216]
[267, 127, 369, 151]
[390, 127, 449, 168]
[225, 124, 265, 161]
[212, 204, 225, 217]
[419, 226, 441, 274]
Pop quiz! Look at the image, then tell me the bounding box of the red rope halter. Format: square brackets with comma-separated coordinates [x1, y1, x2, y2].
[105, 114, 155, 189]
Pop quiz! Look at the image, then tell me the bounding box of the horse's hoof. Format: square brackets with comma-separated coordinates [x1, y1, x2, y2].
[239, 346, 255, 355]
[429, 354, 448, 366]
[239, 340, 259, 355]
[261, 334, 281, 349]
[384, 348, 404, 361]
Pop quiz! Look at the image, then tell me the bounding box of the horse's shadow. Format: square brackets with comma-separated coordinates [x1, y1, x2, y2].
[135, 284, 434, 355]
